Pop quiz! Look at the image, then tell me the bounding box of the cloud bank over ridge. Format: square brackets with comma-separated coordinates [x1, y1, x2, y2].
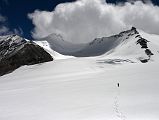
[29, 0, 159, 43]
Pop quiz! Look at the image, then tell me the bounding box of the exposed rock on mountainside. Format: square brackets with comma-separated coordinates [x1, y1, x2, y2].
[0, 35, 53, 76]
[0, 27, 158, 76]
[73, 27, 155, 63]
[35, 27, 158, 63]
[135, 29, 154, 63]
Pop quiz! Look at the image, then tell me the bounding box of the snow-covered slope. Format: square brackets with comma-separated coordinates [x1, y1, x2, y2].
[1, 28, 159, 120]
[39, 28, 159, 63]
[73, 27, 159, 63]
[103, 28, 159, 62]
[0, 57, 159, 120]
[34, 40, 74, 60]
[36, 33, 86, 55]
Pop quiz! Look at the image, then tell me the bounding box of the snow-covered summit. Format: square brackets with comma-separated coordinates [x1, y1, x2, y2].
[74, 27, 140, 56]
[73, 27, 159, 63]
[102, 27, 159, 63]
[33, 27, 159, 63]
[35, 28, 141, 57]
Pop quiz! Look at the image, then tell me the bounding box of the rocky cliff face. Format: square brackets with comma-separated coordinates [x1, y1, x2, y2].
[0, 35, 53, 76]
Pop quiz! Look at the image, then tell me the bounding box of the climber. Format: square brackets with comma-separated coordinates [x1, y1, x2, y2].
[117, 83, 120, 87]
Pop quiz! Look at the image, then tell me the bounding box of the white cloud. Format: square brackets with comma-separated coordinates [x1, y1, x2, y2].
[0, 14, 9, 35]
[0, 15, 6, 22]
[0, 14, 23, 36]
[28, 0, 159, 43]
[0, 26, 9, 34]
[13, 27, 23, 36]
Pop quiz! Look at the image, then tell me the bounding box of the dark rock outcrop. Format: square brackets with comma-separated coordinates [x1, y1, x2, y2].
[136, 38, 149, 48]
[145, 49, 154, 57]
[135, 35, 154, 63]
[0, 35, 53, 76]
[140, 59, 149, 63]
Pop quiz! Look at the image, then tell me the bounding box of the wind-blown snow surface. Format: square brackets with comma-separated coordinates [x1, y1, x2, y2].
[0, 57, 159, 120]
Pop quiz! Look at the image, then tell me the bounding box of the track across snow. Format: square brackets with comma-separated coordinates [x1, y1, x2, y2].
[0, 57, 159, 120]
[114, 88, 126, 120]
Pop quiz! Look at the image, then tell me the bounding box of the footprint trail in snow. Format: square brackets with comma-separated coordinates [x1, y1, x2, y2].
[113, 88, 126, 120]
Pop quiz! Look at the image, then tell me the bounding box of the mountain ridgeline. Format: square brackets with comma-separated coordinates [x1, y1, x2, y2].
[73, 27, 154, 60]
[0, 27, 159, 76]
[0, 35, 53, 76]
[38, 27, 158, 62]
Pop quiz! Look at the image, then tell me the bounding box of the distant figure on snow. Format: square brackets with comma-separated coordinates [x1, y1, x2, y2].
[117, 83, 120, 87]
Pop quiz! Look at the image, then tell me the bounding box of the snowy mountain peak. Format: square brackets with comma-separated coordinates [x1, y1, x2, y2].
[71, 27, 159, 63]
[88, 27, 139, 47]
[43, 33, 64, 42]
[0, 34, 53, 76]
[37, 33, 86, 56]
[101, 27, 158, 63]
[118, 26, 139, 37]
[35, 27, 159, 63]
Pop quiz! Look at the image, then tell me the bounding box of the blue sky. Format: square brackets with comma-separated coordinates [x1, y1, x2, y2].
[0, 0, 75, 39]
[0, 0, 159, 40]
